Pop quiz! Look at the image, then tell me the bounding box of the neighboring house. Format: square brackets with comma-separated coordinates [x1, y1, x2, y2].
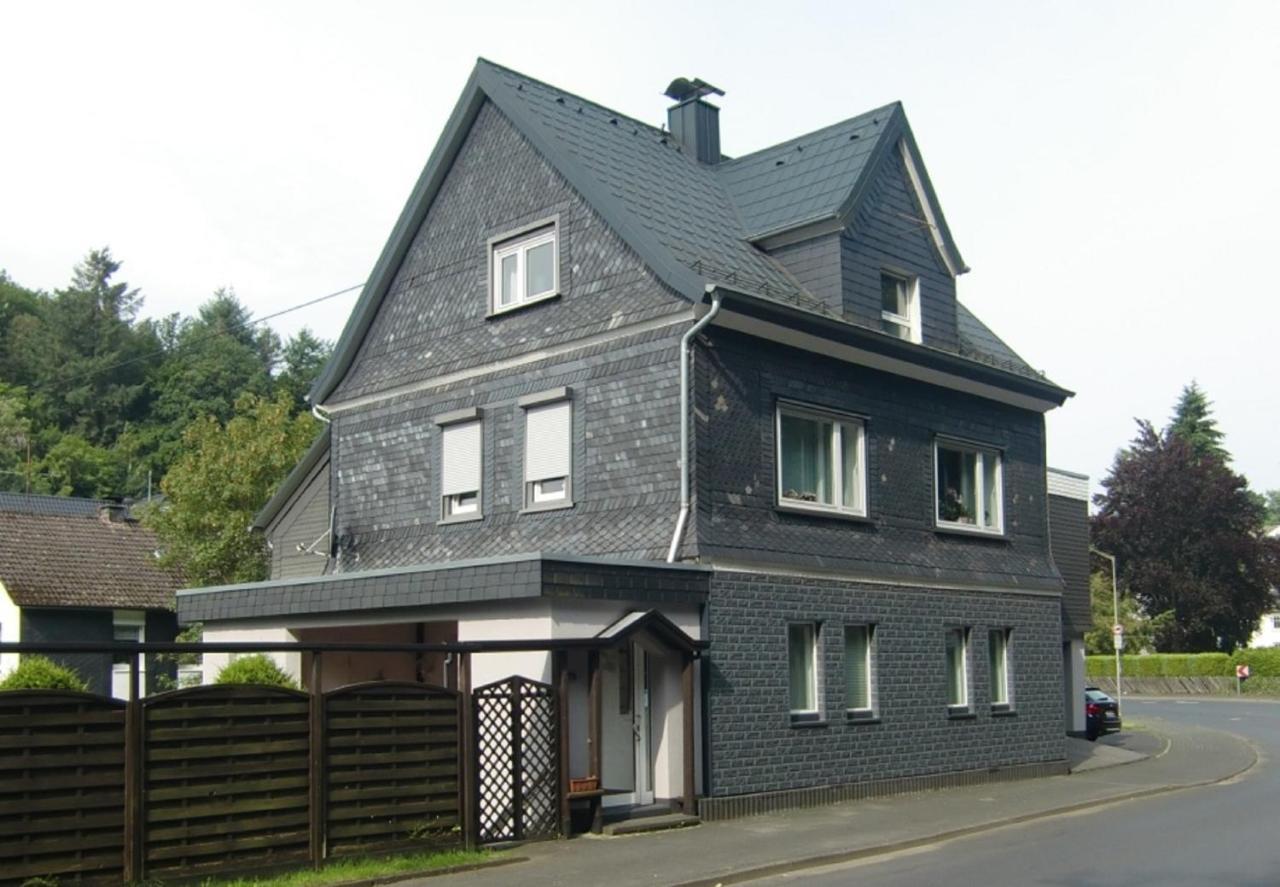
[1249, 526, 1280, 647]
[0, 492, 180, 696]
[178, 61, 1088, 815]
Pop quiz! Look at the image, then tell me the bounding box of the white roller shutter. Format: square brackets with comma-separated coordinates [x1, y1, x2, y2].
[524, 400, 571, 483]
[441, 420, 482, 495]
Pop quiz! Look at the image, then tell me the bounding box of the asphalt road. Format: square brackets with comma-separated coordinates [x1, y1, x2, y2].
[758, 698, 1280, 887]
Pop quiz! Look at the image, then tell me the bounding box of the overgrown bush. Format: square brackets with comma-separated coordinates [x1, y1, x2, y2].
[213, 654, 299, 689]
[0, 655, 89, 691]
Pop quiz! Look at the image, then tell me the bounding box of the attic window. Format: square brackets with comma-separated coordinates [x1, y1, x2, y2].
[491, 224, 558, 314]
[880, 272, 921, 344]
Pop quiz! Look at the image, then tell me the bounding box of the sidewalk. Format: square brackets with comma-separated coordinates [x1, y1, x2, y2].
[417, 717, 1257, 887]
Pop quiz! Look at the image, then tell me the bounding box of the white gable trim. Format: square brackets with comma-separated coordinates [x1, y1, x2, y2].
[898, 138, 961, 278]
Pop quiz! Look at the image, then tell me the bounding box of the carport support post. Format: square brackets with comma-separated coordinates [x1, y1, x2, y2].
[682, 654, 696, 815]
[554, 650, 571, 836]
[587, 649, 603, 834]
[459, 652, 477, 850]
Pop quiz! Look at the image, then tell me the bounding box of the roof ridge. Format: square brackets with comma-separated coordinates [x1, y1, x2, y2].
[477, 58, 667, 139]
[718, 101, 902, 167]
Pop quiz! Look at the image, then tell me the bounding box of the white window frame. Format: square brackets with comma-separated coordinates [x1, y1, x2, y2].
[490, 224, 558, 314]
[788, 622, 820, 721]
[989, 627, 1011, 708]
[111, 610, 146, 700]
[945, 626, 970, 711]
[775, 402, 867, 517]
[879, 271, 921, 344]
[844, 624, 876, 719]
[522, 394, 573, 512]
[439, 417, 483, 523]
[934, 439, 1004, 534]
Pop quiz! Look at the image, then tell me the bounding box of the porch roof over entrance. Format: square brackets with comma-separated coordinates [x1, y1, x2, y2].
[596, 609, 707, 654]
[176, 553, 710, 625]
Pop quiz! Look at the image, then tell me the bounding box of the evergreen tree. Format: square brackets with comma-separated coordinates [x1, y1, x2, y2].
[275, 328, 332, 411]
[1168, 381, 1227, 462]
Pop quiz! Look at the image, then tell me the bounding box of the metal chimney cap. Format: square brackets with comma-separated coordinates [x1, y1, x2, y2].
[664, 77, 724, 103]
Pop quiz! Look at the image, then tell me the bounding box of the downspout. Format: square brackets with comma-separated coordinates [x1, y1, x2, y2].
[311, 402, 332, 424]
[667, 287, 723, 563]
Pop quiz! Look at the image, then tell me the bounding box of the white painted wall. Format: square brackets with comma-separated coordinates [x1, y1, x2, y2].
[1250, 612, 1280, 648]
[1064, 639, 1086, 734]
[456, 600, 553, 687]
[202, 624, 302, 685]
[0, 582, 19, 680]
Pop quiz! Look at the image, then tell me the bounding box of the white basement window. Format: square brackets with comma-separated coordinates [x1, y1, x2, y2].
[788, 622, 820, 721]
[880, 271, 920, 343]
[989, 628, 1011, 708]
[935, 440, 1003, 533]
[946, 627, 970, 711]
[524, 399, 572, 509]
[845, 624, 875, 718]
[492, 225, 557, 313]
[776, 403, 866, 517]
[441, 419, 482, 521]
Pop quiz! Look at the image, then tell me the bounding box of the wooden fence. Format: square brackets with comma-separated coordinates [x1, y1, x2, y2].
[0, 681, 464, 885]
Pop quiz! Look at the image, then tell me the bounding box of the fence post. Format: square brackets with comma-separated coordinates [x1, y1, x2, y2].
[510, 678, 525, 841]
[122, 654, 143, 881]
[459, 653, 477, 850]
[308, 652, 326, 868]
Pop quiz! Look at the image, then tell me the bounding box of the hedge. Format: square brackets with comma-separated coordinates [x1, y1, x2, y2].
[1086, 648, 1280, 678]
[214, 654, 299, 689]
[0, 655, 90, 691]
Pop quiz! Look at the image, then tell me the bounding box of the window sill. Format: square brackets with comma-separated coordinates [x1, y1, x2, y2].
[789, 716, 829, 730]
[845, 712, 880, 725]
[520, 500, 575, 515]
[437, 513, 483, 526]
[486, 291, 561, 319]
[776, 503, 873, 525]
[934, 524, 1008, 542]
[946, 707, 976, 721]
[990, 705, 1016, 717]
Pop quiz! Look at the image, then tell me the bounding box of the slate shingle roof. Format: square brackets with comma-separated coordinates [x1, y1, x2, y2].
[717, 104, 896, 238]
[0, 496, 178, 610]
[312, 59, 1064, 403]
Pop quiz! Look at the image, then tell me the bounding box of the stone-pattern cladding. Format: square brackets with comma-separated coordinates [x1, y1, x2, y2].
[841, 146, 960, 350]
[331, 324, 687, 569]
[1048, 493, 1091, 637]
[694, 327, 1060, 589]
[705, 570, 1065, 798]
[330, 100, 685, 404]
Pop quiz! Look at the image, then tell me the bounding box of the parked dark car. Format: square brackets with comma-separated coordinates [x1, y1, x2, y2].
[1085, 687, 1121, 740]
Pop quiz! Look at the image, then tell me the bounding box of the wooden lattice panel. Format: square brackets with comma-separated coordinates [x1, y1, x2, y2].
[474, 676, 559, 843]
[142, 685, 311, 880]
[324, 682, 462, 857]
[0, 691, 126, 886]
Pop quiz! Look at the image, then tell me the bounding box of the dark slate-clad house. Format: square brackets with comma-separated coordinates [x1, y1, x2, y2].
[178, 60, 1088, 817]
[0, 493, 180, 696]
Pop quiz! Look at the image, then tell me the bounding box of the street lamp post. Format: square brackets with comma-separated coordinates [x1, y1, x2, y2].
[1090, 547, 1121, 714]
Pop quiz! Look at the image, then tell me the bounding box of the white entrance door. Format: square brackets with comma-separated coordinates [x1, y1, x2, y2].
[632, 646, 654, 806]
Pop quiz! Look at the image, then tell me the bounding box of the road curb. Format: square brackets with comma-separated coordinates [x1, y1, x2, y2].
[671, 728, 1261, 887]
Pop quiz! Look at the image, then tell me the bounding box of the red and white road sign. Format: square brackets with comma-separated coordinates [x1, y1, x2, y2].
[1237, 664, 1250, 679]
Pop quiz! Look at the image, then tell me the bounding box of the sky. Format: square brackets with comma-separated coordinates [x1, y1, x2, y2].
[2, 1, 1278, 497]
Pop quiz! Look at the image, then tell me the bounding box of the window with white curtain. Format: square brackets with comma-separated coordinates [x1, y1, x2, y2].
[441, 419, 482, 520]
[845, 624, 875, 717]
[776, 402, 866, 516]
[788, 622, 819, 720]
[989, 628, 1011, 707]
[491, 225, 557, 313]
[945, 627, 970, 710]
[524, 399, 572, 509]
[935, 440, 1003, 533]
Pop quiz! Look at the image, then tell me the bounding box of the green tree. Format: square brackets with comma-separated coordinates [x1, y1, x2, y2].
[214, 653, 298, 689]
[142, 392, 319, 586]
[1092, 419, 1280, 651]
[33, 433, 124, 498]
[275, 327, 332, 411]
[0, 384, 34, 492]
[1084, 571, 1174, 655]
[1262, 490, 1280, 530]
[1168, 381, 1227, 462]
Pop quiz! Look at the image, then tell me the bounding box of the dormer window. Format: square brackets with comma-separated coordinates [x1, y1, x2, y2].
[880, 271, 920, 343]
[491, 224, 558, 313]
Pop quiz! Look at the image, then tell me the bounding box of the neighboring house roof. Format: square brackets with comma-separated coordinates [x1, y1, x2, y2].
[311, 58, 1059, 406]
[0, 494, 179, 610]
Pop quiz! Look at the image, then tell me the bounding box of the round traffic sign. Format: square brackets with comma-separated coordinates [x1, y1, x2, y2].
[1112, 624, 1124, 636]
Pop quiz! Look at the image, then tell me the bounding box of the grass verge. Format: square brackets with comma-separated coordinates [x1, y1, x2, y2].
[188, 849, 508, 887]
